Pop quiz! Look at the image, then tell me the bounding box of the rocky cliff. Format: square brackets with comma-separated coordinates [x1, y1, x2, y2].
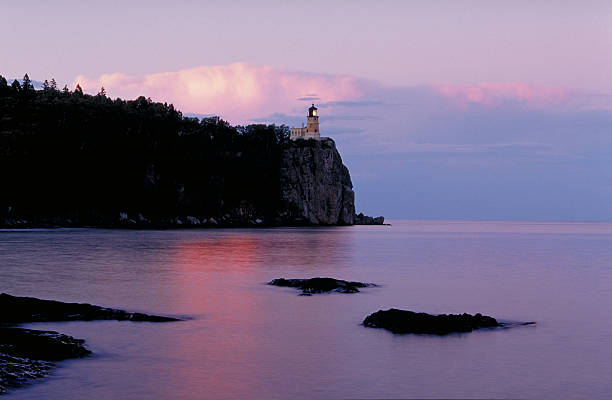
[277, 138, 355, 225]
[0, 137, 360, 228]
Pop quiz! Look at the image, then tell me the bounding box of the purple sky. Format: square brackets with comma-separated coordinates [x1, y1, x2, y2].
[2, 1, 611, 220]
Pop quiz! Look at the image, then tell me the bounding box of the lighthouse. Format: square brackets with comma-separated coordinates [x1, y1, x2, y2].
[290, 104, 321, 140]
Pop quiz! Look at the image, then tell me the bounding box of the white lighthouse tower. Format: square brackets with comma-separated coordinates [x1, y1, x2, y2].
[290, 104, 321, 140]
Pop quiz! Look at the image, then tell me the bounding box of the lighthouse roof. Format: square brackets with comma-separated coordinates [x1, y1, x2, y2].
[309, 103, 317, 111]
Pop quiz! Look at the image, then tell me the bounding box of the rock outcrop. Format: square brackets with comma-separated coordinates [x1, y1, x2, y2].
[0, 293, 180, 323]
[363, 309, 503, 335]
[0, 293, 180, 393]
[277, 138, 355, 225]
[0, 328, 90, 394]
[354, 213, 385, 225]
[268, 277, 376, 295]
[0, 328, 91, 361]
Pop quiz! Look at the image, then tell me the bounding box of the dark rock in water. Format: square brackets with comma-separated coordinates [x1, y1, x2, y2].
[0, 293, 180, 323]
[363, 308, 502, 335]
[268, 277, 376, 295]
[0, 328, 90, 361]
[0, 328, 90, 393]
[353, 213, 385, 225]
[0, 293, 180, 393]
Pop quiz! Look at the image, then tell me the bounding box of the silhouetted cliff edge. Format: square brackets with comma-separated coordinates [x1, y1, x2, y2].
[0, 75, 378, 228]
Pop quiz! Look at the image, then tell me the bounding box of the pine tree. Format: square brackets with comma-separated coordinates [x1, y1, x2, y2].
[0, 75, 7, 95]
[22, 73, 33, 91]
[50, 78, 58, 90]
[75, 83, 83, 94]
[62, 85, 69, 94]
[11, 79, 21, 92]
[97, 86, 106, 97]
[43, 79, 50, 91]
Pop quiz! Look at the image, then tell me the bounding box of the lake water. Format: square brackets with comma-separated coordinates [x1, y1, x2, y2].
[1, 220, 612, 399]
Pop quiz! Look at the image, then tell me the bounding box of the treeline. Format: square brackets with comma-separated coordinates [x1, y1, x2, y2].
[0, 74, 290, 226]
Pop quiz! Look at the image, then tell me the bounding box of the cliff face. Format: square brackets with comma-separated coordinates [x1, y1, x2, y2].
[277, 138, 355, 225]
[0, 136, 359, 228]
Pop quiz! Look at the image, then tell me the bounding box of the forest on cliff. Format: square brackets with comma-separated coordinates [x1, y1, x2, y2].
[0, 74, 292, 226]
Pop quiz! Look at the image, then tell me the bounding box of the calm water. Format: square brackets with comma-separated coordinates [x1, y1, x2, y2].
[1, 220, 612, 399]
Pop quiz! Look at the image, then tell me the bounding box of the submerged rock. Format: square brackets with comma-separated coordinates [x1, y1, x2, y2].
[268, 277, 376, 295]
[363, 309, 503, 335]
[0, 293, 180, 323]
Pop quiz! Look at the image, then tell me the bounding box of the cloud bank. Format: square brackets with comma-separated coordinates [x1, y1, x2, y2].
[74, 63, 610, 125]
[74, 63, 362, 123]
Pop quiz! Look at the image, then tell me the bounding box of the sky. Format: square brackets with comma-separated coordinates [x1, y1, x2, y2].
[2, 0, 611, 221]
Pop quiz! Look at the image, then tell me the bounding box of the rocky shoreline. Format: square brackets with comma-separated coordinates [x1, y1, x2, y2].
[0, 294, 180, 394]
[0, 212, 384, 230]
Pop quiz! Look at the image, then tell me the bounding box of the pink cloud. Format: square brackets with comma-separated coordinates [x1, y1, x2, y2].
[74, 64, 609, 124]
[435, 82, 570, 108]
[74, 63, 363, 123]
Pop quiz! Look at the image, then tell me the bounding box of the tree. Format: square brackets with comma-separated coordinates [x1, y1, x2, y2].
[0, 75, 7, 95]
[43, 79, 50, 91]
[22, 73, 33, 91]
[97, 86, 106, 97]
[75, 84, 83, 94]
[0, 85, 289, 226]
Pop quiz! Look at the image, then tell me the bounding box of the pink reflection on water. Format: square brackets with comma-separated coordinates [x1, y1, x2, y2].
[157, 230, 358, 398]
[163, 235, 268, 397]
[174, 235, 261, 271]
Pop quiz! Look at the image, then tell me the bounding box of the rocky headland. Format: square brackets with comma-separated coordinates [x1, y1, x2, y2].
[0, 293, 179, 393]
[0, 82, 382, 229]
[0, 137, 379, 229]
[0, 137, 381, 229]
